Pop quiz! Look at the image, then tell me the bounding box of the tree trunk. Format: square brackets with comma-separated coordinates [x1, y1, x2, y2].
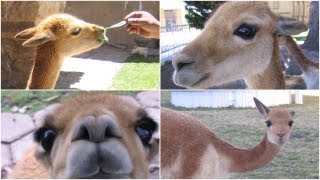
[301, 1, 319, 51]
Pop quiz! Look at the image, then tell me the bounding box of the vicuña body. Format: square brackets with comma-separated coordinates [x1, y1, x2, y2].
[279, 35, 319, 89]
[10, 93, 158, 178]
[172, 2, 307, 89]
[161, 97, 295, 178]
[15, 14, 105, 89]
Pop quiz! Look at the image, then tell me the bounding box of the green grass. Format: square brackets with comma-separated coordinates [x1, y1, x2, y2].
[292, 30, 308, 42]
[1, 91, 71, 113]
[161, 94, 319, 178]
[1, 91, 140, 114]
[109, 54, 160, 90]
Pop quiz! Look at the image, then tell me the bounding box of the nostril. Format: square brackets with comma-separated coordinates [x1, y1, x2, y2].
[277, 133, 285, 138]
[78, 126, 90, 140]
[176, 61, 194, 71]
[98, 27, 104, 33]
[72, 115, 121, 143]
[105, 127, 113, 138]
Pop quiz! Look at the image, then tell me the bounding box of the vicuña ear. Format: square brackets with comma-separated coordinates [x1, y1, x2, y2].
[15, 27, 37, 40]
[22, 32, 53, 47]
[253, 97, 269, 118]
[289, 111, 295, 117]
[277, 16, 308, 35]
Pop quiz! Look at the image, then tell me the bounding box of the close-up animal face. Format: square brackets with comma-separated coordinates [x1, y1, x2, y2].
[172, 2, 277, 88]
[33, 94, 158, 178]
[264, 110, 294, 146]
[253, 97, 294, 146]
[15, 14, 105, 56]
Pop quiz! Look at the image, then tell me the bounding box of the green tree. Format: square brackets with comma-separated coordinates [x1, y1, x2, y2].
[184, 1, 225, 29]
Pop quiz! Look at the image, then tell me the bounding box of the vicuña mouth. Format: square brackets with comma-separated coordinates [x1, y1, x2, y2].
[191, 73, 210, 87]
[97, 30, 108, 44]
[277, 139, 286, 145]
[81, 171, 130, 179]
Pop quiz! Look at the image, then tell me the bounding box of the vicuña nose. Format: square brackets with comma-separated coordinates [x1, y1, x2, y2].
[172, 54, 195, 71]
[94, 25, 105, 34]
[72, 115, 122, 143]
[277, 133, 285, 138]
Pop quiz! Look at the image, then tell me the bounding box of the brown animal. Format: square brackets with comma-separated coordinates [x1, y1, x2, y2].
[172, 2, 307, 89]
[9, 93, 159, 178]
[279, 35, 319, 89]
[161, 97, 295, 178]
[15, 14, 105, 89]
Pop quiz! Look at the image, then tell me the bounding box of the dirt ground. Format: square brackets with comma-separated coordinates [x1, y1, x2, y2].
[161, 95, 319, 178]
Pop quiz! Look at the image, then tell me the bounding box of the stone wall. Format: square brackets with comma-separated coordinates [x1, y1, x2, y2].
[1, 1, 66, 89]
[1, 1, 159, 89]
[65, 1, 159, 47]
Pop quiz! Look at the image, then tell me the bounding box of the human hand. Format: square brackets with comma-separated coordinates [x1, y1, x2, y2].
[125, 11, 160, 39]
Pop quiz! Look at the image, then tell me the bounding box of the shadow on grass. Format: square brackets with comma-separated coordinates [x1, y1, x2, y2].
[125, 54, 159, 63]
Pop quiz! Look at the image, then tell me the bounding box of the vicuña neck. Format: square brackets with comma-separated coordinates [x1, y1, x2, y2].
[213, 134, 280, 173]
[283, 35, 319, 72]
[244, 35, 285, 89]
[27, 43, 64, 89]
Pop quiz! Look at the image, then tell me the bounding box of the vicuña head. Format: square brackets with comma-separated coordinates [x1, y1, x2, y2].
[253, 97, 294, 146]
[172, 2, 307, 89]
[15, 14, 105, 89]
[161, 97, 295, 178]
[10, 93, 158, 179]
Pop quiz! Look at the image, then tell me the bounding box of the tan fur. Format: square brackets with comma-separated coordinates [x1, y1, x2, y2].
[161, 98, 294, 178]
[8, 145, 49, 179]
[172, 2, 286, 89]
[10, 93, 158, 178]
[15, 14, 104, 89]
[279, 35, 319, 89]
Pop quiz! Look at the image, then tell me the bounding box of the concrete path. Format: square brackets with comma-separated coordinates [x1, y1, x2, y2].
[55, 45, 131, 90]
[1, 91, 159, 179]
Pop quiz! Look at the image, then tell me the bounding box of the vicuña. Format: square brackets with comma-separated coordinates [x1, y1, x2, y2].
[15, 14, 105, 89]
[161, 97, 295, 178]
[9, 93, 158, 178]
[279, 35, 319, 89]
[172, 2, 307, 89]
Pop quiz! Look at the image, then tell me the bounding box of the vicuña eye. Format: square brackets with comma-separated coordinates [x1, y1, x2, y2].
[71, 28, 82, 36]
[234, 24, 258, 40]
[265, 120, 272, 127]
[35, 127, 56, 152]
[288, 121, 294, 127]
[135, 118, 157, 145]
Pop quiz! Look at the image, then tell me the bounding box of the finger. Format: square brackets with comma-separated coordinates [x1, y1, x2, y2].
[127, 18, 149, 25]
[126, 24, 137, 32]
[139, 29, 151, 38]
[128, 27, 141, 35]
[126, 25, 134, 33]
[125, 11, 143, 20]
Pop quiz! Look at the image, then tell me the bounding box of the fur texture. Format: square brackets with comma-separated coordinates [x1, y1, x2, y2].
[161, 98, 294, 178]
[15, 14, 105, 89]
[279, 35, 319, 89]
[9, 93, 159, 178]
[171, 2, 306, 89]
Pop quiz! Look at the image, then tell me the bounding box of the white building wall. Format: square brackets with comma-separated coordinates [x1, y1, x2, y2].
[171, 90, 292, 108]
